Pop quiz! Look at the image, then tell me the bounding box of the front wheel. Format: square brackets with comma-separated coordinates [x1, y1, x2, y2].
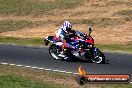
[90, 48, 105, 64]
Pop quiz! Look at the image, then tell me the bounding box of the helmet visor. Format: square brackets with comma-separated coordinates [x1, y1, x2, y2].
[66, 28, 71, 33]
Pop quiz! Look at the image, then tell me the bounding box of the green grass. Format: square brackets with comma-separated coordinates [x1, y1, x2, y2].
[0, 36, 132, 53]
[0, 0, 84, 16]
[0, 37, 43, 45]
[96, 43, 132, 53]
[0, 75, 60, 88]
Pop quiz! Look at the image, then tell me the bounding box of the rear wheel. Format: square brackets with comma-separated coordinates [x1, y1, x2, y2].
[49, 45, 61, 60]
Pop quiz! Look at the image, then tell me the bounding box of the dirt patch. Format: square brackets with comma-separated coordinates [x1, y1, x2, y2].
[0, 24, 56, 38]
[38, 0, 55, 2]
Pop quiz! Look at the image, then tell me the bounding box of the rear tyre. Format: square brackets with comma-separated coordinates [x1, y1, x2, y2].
[49, 44, 61, 60]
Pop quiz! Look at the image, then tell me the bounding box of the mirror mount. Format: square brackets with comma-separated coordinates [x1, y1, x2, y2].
[88, 28, 92, 36]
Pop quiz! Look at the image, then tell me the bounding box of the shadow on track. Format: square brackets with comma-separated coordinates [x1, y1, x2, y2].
[62, 58, 109, 64]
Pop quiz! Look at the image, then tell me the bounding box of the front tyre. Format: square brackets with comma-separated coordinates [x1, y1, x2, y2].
[91, 48, 105, 64]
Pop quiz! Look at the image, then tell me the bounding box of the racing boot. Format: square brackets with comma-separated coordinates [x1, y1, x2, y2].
[58, 51, 65, 58]
[58, 49, 69, 60]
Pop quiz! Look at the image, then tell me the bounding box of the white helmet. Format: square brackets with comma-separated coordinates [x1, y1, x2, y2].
[62, 21, 72, 33]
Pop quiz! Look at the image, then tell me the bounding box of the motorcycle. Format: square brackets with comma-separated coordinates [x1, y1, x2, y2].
[44, 28, 105, 64]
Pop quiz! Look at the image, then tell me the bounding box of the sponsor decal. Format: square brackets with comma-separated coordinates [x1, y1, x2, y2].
[76, 66, 131, 85]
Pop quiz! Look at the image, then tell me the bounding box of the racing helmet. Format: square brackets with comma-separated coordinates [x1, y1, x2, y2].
[62, 21, 72, 33]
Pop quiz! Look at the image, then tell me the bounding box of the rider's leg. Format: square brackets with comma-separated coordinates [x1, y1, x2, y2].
[58, 42, 77, 60]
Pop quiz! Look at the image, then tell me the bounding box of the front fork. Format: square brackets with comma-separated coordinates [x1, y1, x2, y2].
[92, 47, 98, 56]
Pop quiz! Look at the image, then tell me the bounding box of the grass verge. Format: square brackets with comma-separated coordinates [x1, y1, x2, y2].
[0, 64, 132, 88]
[0, 75, 59, 88]
[0, 64, 68, 88]
[0, 37, 43, 46]
[95, 43, 132, 53]
[0, 36, 132, 53]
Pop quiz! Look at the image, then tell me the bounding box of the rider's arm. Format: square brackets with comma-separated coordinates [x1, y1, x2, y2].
[59, 29, 65, 42]
[75, 31, 86, 39]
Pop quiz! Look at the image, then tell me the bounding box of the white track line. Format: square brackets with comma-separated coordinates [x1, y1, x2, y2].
[38, 68, 45, 70]
[65, 72, 73, 74]
[0, 62, 70, 74]
[16, 65, 23, 67]
[10, 64, 16, 66]
[31, 67, 38, 69]
[1, 63, 8, 65]
[0, 62, 132, 83]
[59, 71, 66, 73]
[45, 69, 52, 71]
[25, 66, 31, 68]
[73, 73, 79, 75]
[53, 70, 60, 72]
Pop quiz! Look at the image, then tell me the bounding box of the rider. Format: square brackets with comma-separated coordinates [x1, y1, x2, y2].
[53, 21, 78, 60]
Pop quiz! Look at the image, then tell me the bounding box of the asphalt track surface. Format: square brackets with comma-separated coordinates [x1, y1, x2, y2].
[0, 44, 132, 78]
